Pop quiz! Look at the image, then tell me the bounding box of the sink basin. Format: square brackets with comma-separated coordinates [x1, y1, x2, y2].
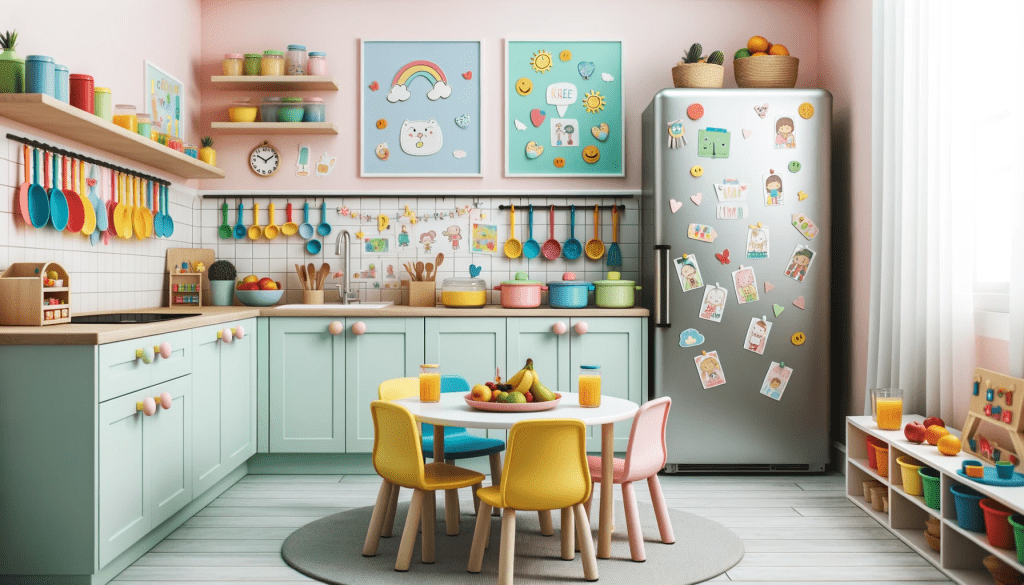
[274, 302, 394, 310]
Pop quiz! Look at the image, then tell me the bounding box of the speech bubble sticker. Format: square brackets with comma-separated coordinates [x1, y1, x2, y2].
[546, 82, 578, 117]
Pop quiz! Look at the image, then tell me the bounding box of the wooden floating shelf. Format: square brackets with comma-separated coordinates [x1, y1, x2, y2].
[210, 122, 338, 135]
[210, 76, 339, 91]
[0, 94, 225, 180]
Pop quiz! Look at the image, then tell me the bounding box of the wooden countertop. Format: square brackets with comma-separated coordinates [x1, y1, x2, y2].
[0, 305, 649, 346]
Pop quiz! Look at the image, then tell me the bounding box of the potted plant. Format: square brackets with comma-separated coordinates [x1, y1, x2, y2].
[198, 136, 216, 167]
[0, 30, 25, 94]
[208, 260, 236, 306]
[671, 43, 725, 89]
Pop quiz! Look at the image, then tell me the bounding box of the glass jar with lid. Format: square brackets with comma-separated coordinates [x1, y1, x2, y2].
[306, 51, 328, 76]
[260, 97, 282, 122]
[112, 104, 138, 133]
[243, 53, 262, 76]
[303, 97, 325, 122]
[260, 50, 285, 76]
[184, 143, 198, 158]
[222, 53, 244, 76]
[277, 97, 304, 122]
[286, 45, 307, 75]
[420, 364, 441, 403]
[441, 277, 486, 308]
[578, 365, 601, 407]
[136, 113, 152, 138]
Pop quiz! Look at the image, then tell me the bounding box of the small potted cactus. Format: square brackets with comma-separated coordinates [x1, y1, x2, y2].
[208, 260, 237, 306]
[198, 136, 216, 167]
[0, 30, 25, 94]
[672, 43, 725, 89]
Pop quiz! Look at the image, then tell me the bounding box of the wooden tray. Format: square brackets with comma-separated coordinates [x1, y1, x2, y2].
[464, 393, 562, 412]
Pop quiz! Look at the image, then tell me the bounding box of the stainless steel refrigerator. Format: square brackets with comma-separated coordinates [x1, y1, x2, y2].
[641, 88, 831, 472]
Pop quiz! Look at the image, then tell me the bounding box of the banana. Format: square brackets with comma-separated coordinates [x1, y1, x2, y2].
[513, 370, 533, 394]
[507, 365, 527, 387]
[531, 376, 558, 402]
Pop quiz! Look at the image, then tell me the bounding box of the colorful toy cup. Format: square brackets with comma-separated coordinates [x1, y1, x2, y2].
[919, 467, 941, 509]
[997, 460, 1016, 479]
[966, 465, 985, 478]
[897, 456, 924, 496]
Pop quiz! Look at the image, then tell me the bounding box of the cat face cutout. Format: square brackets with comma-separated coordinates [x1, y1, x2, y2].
[400, 119, 443, 156]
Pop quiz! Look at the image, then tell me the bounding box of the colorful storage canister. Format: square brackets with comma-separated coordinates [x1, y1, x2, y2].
[25, 55, 55, 97]
[260, 96, 282, 122]
[980, 498, 1015, 549]
[222, 53, 244, 76]
[113, 104, 138, 133]
[136, 113, 152, 138]
[307, 51, 327, 76]
[243, 53, 261, 76]
[286, 45, 307, 75]
[184, 143, 198, 158]
[54, 64, 69, 103]
[277, 97, 304, 122]
[261, 50, 285, 76]
[303, 97, 325, 122]
[94, 87, 112, 121]
[69, 74, 94, 113]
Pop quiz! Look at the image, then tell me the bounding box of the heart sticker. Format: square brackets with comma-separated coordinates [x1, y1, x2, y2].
[469, 264, 482, 277]
[669, 199, 683, 213]
[530, 108, 546, 127]
[798, 191, 809, 201]
[591, 122, 610, 142]
[793, 296, 806, 310]
[369, 81, 379, 91]
[463, 71, 473, 80]
[742, 129, 752, 139]
[454, 114, 470, 129]
[690, 193, 702, 205]
[773, 303, 784, 317]
[754, 104, 768, 119]
[764, 281, 775, 293]
[715, 249, 731, 265]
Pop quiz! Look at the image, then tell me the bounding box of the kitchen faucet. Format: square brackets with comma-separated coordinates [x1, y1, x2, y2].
[335, 230, 359, 304]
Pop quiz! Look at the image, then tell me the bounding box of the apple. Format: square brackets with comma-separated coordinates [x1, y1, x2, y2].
[492, 391, 504, 402]
[258, 277, 274, 289]
[904, 421, 927, 443]
[470, 384, 492, 402]
[923, 417, 945, 429]
[259, 279, 278, 291]
[238, 282, 259, 291]
[243, 275, 259, 284]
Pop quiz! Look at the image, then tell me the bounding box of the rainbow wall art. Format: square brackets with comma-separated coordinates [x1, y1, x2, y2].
[387, 60, 452, 103]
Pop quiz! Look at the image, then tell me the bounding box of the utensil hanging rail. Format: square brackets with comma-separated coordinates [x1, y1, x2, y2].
[199, 193, 635, 200]
[6, 133, 171, 186]
[499, 204, 625, 211]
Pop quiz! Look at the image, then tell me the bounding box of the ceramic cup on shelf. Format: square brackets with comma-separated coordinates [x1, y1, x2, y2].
[996, 460, 1016, 479]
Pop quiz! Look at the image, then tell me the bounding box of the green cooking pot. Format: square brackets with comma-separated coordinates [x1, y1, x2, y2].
[593, 272, 641, 308]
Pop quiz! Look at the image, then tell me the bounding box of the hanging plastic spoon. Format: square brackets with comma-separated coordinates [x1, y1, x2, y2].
[541, 204, 561, 260]
[299, 202, 314, 239]
[316, 200, 331, 237]
[563, 205, 582, 260]
[248, 202, 263, 240]
[282, 202, 299, 236]
[163, 184, 175, 237]
[48, 152, 69, 231]
[233, 200, 246, 239]
[585, 204, 605, 260]
[523, 204, 540, 259]
[265, 203, 280, 240]
[504, 204, 522, 258]
[218, 201, 232, 239]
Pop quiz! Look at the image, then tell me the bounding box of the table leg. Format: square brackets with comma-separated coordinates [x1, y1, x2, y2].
[433, 426, 445, 461]
[433, 427, 460, 536]
[598, 423, 613, 559]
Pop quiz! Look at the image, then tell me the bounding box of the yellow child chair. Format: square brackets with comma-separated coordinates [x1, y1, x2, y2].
[363, 400, 486, 571]
[468, 419, 598, 584]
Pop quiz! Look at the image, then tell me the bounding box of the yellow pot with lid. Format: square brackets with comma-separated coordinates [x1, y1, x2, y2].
[441, 277, 487, 308]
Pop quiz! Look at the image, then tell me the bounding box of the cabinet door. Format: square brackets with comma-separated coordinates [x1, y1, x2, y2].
[269, 318, 346, 452]
[98, 389, 150, 568]
[146, 376, 192, 527]
[569, 318, 642, 451]
[222, 319, 257, 470]
[346, 318, 424, 453]
[191, 325, 224, 495]
[507, 318, 571, 396]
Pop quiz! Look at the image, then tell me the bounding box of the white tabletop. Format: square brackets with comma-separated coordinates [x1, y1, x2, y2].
[394, 393, 639, 430]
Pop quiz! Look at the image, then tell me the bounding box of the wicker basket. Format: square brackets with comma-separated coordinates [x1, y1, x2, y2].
[734, 55, 799, 88]
[672, 63, 724, 89]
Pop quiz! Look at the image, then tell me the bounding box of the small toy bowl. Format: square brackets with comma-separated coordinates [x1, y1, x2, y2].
[229, 107, 258, 123]
[277, 106, 305, 122]
[465, 393, 562, 412]
[234, 289, 283, 307]
[923, 530, 941, 552]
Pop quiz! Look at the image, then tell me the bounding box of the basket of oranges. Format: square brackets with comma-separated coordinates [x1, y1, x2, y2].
[733, 36, 799, 88]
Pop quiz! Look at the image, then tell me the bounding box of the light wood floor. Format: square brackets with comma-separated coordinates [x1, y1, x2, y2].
[113, 473, 953, 584]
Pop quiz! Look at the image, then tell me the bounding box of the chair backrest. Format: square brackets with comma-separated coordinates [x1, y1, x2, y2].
[377, 377, 418, 401]
[422, 375, 470, 438]
[500, 419, 590, 510]
[370, 400, 425, 489]
[622, 397, 672, 481]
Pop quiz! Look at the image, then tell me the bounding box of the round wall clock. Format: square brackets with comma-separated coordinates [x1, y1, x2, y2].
[249, 141, 281, 177]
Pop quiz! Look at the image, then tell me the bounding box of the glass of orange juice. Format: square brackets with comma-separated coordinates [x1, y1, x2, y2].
[872, 388, 903, 430]
[579, 365, 601, 408]
[419, 364, 441, 403]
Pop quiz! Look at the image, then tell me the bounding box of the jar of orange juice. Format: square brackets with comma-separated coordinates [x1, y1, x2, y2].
[579, 365, 601, 407]
[420, 364, 441, 403]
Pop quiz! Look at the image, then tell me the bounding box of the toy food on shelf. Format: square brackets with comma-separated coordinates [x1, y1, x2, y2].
[671, 42, 725, 89]
[925, 425, 949, 445]
[198, 137, 216, 166]
[904, 421, 927, 443]
[733, 36, 799, 88]
[937, 434, 962, 456]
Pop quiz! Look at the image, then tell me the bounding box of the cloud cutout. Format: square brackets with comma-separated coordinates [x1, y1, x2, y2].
[386, 84, 411, 103]
[679, 328, 705, 348]
[453, 150, 467, 159]
[601, 72, 615, 82]
[514, 119, 527, 131]
[427, 81, 452, 101]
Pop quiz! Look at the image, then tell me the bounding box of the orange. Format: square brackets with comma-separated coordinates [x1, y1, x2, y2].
[751, 52, 769, 57]
[925, 425, 949, 446]
[769, 44, 790, 56]
[747, 36, 770, 53]
[937, 435, 962, 456]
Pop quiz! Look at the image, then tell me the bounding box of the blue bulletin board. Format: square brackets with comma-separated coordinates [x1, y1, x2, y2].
[504, 40, 623, 177]
[360, 40, 482, 177]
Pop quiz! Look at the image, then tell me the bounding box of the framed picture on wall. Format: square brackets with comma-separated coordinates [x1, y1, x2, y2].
[360, 40, 483, 177]
[504, 40, 624, 177]
[144, 61, 185, 142]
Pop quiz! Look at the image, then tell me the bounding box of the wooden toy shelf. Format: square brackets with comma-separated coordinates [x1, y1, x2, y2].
[0, 262, 71, 325]
[847, 415, 1024, 585]
[210, 122, 337, 135]
[209, 75, 339, 91]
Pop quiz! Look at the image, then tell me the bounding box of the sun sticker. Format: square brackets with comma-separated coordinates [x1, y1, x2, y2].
[530, 50, 553, 74]
[583, 90, 605, 114]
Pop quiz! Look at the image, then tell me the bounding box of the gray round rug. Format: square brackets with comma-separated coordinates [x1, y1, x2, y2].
[282, 501, 744, 585]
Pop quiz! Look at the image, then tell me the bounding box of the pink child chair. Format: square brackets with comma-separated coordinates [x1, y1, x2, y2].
[585, 396, 673, 562]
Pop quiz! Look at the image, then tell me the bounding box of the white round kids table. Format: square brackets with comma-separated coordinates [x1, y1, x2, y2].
[394, 392, 639, 559]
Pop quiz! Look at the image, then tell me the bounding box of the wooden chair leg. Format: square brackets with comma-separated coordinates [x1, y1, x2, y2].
[648, 474, 675, 544]
[538, 509, 554, 536]
[422, 490, 436, 564]
[573, 503, 599, 581]
[583, 485, 593, 526]
[622, 481, 646, 562]
[560, 506, 575, 560]
[498, 508, 517, 585]
[472, 483, 482, 515]
[443, 460, 460, 536]
[381, 483, 400, 538]
[362, 479, 392, 557]
[467, 501, 493, 573]
[395, 489, 424, 572]
[489, 452, 503, 517]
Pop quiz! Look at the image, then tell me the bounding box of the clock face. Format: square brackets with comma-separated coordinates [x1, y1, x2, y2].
[250, 144, 280, 176]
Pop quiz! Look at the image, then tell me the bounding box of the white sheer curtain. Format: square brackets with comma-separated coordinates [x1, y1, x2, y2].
[866, 0, 976, 424]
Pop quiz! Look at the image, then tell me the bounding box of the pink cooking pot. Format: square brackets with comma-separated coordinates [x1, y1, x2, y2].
[494, 272, 548, 308]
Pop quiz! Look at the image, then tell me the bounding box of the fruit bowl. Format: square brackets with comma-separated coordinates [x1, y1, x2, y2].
[234, 289, 284, 307]
[464, 393, 562, 412]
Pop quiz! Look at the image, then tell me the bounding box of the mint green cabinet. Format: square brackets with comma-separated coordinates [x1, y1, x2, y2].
[506, 318, 572, 395]
[98, 329, 192, 403]
[146, 377, 192, 527]
[346, 318, 424, 453]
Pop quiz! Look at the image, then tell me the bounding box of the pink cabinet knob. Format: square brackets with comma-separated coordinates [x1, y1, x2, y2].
[352, 321, 367, 336]
[157, 392, 172, 410]
[574, 321, 589, 335]
[220, 328, 233, 343]
[158, 342, 172, 359]
[139, 397, 156, 416]
[328, 321, 344, 335]
[552, 322, 567, 335]
[234, 326, 245, 340]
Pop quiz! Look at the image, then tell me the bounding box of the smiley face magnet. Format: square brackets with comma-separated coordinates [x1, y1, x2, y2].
[515, 77, 533, 96]
[788, 161, 802, 173]
[791, 331, 806, 346]
[375, 118, 388, 130]
[582, 146, 600, 164]
[553, 157, 566, 168]
[690, 165, 704, 177]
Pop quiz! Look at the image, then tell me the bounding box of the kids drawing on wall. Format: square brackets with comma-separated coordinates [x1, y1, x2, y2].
[699, 284, 728, 323]
[760, 361, 794, 401]
[744, 317, 773, 355]
[785, 245, 816, 283]
[764, 173, 784, 206]
[442, 225, 463, 251]
[745, 225, 769, 259]
[732, 266, 759, 304]
[694, 351, 726, 389]
[420, 231, 437, 253]
[471, 223, 497, 253]
[673, 255, 703, 292]
[398, 225, 411, 248]
[775, 117, 796, 149]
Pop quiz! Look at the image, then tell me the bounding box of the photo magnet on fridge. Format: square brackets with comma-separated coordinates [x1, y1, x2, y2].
[732, 265, 759, 304]
[673, 254, 704, 292]
[698, 283, 728, 322]
[743, 316, 773, 355]
[760, 361, 794, 401]
[745, 224, 769, 259]
[763, 172, 785, 206]
[784, 244, 816, 283]
[774, 116, 796, 149]
[694, 350, 726, 389]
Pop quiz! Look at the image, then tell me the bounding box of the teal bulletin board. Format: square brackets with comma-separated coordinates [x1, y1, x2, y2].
[505, 40, 623, 177]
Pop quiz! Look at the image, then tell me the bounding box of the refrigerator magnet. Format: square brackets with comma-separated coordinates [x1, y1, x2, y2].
[698, 283, 728, 322]
[732, 265, 759, 304]
[760, 361, 793, 401]
[673, 254, 704, 292]
[697, 128, 731, 158]
[714, 179, 748, 201]
[687, 223, 717, 242]
[797, 190, 809, 201]
[791, 213, 819, 240]
[754, 103, 769, 119]
[775, 117, 796, 149]
[746, 224, 769, 258]
[690, 193, 702, 205]
[695, 350, 726, 389]
[670, 199, 683, 213]
[679, 328, 705, 348]
[784, 244, 816, 283]
[763, 172, 785, 206]
[667, 119, 687, 148]
[743, 316, 773, 355]
[717, 203, 748, 220]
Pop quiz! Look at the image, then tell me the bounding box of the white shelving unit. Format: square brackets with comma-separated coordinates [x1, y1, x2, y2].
[847, 415, 1024, 585]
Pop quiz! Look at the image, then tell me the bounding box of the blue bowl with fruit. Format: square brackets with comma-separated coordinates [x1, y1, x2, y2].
[235, 289, 284, 307]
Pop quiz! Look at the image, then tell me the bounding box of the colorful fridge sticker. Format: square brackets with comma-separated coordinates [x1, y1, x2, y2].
[774, 117, 796, 149]
[550, 118, 580, 146]
[732, 265, 759, 304]
[793, 295, 806, 309]
[763, 171, 785, 206]
[669, 199, 683, 213]
[760, 361, 794, 401]
[764, 281, 775, 293]
[667, 119, 687, 148]
[687, 223, 718, 243]
[697, 128, 731, 158]
[717, 203, 748, 220]
[746, 224, 770, 259]
[694, 350, 726, 389]
[679, 328, 705, 348]
[471, 223, 498, 254]
[715, 249, 731, 264]
[754, 103, 768, 119]
[315, 152, 337, 177]
[698, 283, 728, 323]
[791, 213, 819, 240]
[784, 244, 816, 283]
[743, 316, 773, 355]
[797, 190, 809, 201]
[773, 303, 785, 317]
[673, 254, 704, 292]
[296, 144, 311, 176]
[690, 193, 703, 205]
[714, 179, 748, 201]
[396, 217, 417, 257]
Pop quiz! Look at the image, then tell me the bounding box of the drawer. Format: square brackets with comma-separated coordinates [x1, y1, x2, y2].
[99, 329, 193, 402]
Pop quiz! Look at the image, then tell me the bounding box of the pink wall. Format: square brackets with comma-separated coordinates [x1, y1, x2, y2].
[198, 0, 821, 190]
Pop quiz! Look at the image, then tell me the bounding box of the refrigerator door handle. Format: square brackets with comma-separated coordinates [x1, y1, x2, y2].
[655, 245, 670, 328]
